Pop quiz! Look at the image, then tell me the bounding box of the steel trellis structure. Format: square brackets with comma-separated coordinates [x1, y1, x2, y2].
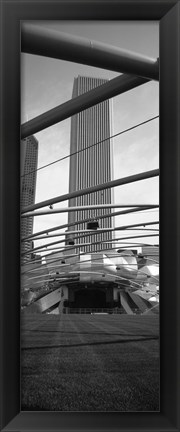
[21, 24, 159, 269]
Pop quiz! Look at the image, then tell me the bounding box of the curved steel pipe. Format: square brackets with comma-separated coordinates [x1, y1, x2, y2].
[21, 73, 148, 139]
[21, 23, 159, 80]
[21, 169, 159, 213]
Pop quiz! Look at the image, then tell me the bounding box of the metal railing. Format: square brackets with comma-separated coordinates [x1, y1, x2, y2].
[63, 307, 127, 314]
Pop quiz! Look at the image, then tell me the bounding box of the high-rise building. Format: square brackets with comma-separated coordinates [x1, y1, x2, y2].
[21, 135, 38, 259]
[68, 76, 114, 252]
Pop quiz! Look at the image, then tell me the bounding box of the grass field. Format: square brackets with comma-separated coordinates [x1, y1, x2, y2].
[21, 313, 159, 411]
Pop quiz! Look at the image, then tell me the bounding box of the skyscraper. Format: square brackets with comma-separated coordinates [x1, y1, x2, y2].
[68, 76, 114, 252]
[21, 135, 38, 259]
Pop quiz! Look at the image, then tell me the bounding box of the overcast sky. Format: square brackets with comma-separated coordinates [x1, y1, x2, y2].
[21, 21, 159, 253]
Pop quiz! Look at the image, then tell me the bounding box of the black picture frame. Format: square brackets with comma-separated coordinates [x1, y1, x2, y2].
[0, 1, 180, 431]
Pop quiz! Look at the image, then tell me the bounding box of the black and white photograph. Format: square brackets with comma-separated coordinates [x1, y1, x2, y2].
[20, 21, 160, 412]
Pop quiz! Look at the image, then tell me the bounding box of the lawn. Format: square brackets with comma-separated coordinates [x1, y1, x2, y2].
[21, 313, 159, 411]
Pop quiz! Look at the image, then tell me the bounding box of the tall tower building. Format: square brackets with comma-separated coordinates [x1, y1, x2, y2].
[21, 135, 38, 259]
[68, 76, 114, 252]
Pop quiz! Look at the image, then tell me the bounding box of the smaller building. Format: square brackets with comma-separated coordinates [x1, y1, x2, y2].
[21, 135, 38, 260]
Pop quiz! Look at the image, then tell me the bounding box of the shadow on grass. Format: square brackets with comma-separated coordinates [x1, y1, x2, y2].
[29, 329, 158, 337]
[22, 335, 159, 350]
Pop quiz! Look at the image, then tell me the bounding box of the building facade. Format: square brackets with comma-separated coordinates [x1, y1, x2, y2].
[21, 135, 38, 259]
[68, 76, 114, 252]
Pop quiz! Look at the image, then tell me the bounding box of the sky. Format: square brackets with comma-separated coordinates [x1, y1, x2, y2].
[21, 21, 159, 254]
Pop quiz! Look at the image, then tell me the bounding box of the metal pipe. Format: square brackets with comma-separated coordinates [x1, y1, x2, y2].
[21, 169, 159, 213]
[25, 231, 159, 242]
[22, 206, 158, 242]
[42, 245, 159, 273]
[22, 228, 137, 255]
[21, 234, 159, 270]
[21, 207, 139, 242]
[23, 246, 144, 274]
[35, 228, 159, 243]
[21, 271, 145, 290]
[21, 221, 159, 256]
[21, 115, 159, 180]
[22, 203, 159, 218]
[21, 73, 148, 139]
[23, 237, 158, 266]
[126, 227, 159, 232]
[22, 240, 157, 258]
[21, 23, 159, 80]
[23, 256, 158, 286]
